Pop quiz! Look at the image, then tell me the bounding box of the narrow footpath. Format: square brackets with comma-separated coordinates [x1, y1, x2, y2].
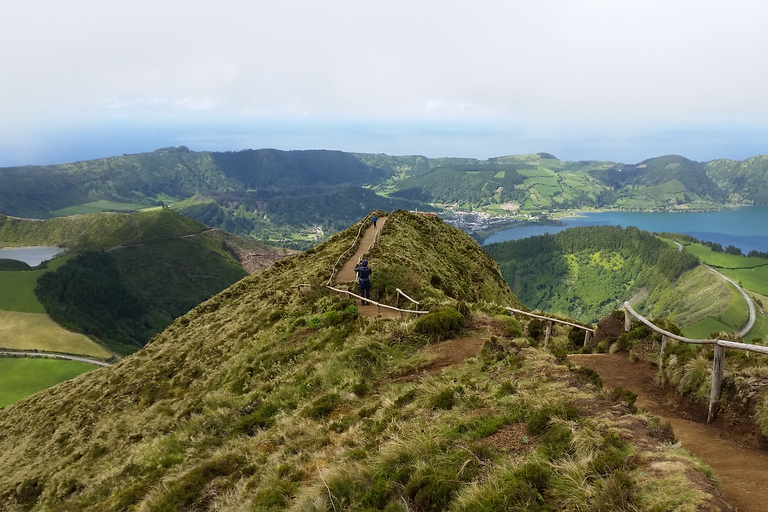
[570, 353, 768, 512]
[333, 217, 400, 319]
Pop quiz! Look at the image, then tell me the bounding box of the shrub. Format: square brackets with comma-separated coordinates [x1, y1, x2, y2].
[527, 319, 546, 341]
[302, 393, 339, 419]
[413, 307, 465, 341]
[403, 469, 459, 512]
[506, 317, 523, 338]
[568, 327, 586, 347]
[539, 422, 574, 460]
[429, 388, 456, 410]
[574, 366, 603, 389]
[526, 402, 580, 435]
[608, 387, 637, 414]
[352, 379, 372, 397]
[589, 434, 630, 475]
[232, 402, 280, 434]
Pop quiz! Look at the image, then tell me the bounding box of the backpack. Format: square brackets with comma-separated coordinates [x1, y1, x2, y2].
[357, 266, 371, 281]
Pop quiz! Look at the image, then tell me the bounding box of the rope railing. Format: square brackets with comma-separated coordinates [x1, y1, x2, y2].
[622, 300, 768, 423]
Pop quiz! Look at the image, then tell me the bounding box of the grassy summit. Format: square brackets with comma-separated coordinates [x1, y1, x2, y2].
[0, 211, 723, 511]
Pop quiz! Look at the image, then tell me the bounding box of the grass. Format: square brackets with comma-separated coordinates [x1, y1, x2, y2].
[52, 200, 146, 216]
[0, 310, 111, 357]
[682, 317, 733, 339]
[0, 254, 74, 313]
[683, 243, 766, 269]
[0, 212, 726, 512]
[717, 266, 768, 297]
[0, 357, 98, 408]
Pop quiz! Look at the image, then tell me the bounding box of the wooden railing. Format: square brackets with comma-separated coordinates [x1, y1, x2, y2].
[396, 288, 420, 305]
[326, 216, 371, 286]
[327, 285, 429, 318]
[506, 307, 595, 347]
[622, 301, 768, 423]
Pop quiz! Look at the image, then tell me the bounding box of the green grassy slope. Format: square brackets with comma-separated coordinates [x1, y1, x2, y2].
[0, 212, 722, 512]
[485, 226, 698, 323]
[0, 209, 286, 354]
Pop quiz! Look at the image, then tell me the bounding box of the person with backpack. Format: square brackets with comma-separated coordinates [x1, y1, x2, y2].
[355, 258, 372, 305]
[372, 215, 378, 228]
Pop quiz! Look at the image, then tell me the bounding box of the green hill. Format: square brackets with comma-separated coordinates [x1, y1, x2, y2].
[0, 212, 723, 512]
[485, 226, 699, 323]
[0, 147, 426, 249]
[4, 148, 768, 249]
[1, 209, 291, 354]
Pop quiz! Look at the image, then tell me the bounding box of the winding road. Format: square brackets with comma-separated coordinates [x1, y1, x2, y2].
[707, 265, 756, 337]
[0, 350, 111, 367]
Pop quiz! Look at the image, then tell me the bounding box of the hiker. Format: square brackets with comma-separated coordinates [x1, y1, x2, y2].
[355, 258, 372, 305]
[372, 215, 378, 228]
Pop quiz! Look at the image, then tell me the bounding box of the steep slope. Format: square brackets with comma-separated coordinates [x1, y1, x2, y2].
[705, 155, 768, 205]
[1, 209, 291, 354]
[485, 225, 699, 323]
[0, 212, 724, 512]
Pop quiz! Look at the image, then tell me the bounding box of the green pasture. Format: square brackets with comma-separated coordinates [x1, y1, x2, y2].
[718, 284, 750, 331]
[682, 317, 733, 339]
[534, 183, 562, 197]
[517, 167, 555, 179]
[718, 267, 768, 299]
[745, 310, 768, 342]
[52, 200, 146, 216]
[681, 243, 768, 296]
[0, 310, 111, 357]
[683, 243, 766, 269]
[0, 357, 98, 408]
[0, 254, 74, 313]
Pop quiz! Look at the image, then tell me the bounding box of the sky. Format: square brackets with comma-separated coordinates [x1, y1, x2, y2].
[2, 0, 768, 166]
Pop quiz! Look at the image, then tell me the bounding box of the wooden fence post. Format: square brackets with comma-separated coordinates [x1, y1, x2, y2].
[544, 320, 552, 347]
[707, 343, 726, 424]
[624, 309, 632, 332]
[583, 330, 591, 347]
[660, 335, 668, 369]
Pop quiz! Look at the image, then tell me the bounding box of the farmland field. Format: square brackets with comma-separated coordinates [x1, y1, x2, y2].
[0, 357, 98, 407]
[52, 200, 146, 216]
[0, 310, 111, 357]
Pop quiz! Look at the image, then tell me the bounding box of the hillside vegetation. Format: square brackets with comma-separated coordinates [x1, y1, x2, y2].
[0, 212, 724, 512]
[3, 148, 768, 248]
[1, 209, 291, 354]
[485, 226, 699, 323]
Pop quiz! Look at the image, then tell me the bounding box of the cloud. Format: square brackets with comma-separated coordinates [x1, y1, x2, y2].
[2, 0, 768, 163]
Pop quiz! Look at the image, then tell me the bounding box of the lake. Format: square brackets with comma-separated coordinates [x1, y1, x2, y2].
[483, 206, 768, 254]
[0, 247, 64, 266]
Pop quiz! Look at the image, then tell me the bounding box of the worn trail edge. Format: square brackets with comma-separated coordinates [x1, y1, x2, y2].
[570, 353, 768, 512]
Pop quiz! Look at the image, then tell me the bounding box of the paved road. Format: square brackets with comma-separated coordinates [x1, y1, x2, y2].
[0, 350, 111, 367]
[707, 266, 756, 337]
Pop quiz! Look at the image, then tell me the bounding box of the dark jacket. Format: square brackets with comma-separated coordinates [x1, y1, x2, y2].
[355, 260, 372, 281]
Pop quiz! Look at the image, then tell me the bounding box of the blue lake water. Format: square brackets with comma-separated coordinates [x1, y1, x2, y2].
[0, 247, 64, 266]
[483, 206, 768, 254]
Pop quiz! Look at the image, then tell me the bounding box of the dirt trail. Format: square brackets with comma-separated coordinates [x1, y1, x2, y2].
[333, 217, 400, 319]
[335, 217, 386, 284]
[570, 353, 768, 512]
